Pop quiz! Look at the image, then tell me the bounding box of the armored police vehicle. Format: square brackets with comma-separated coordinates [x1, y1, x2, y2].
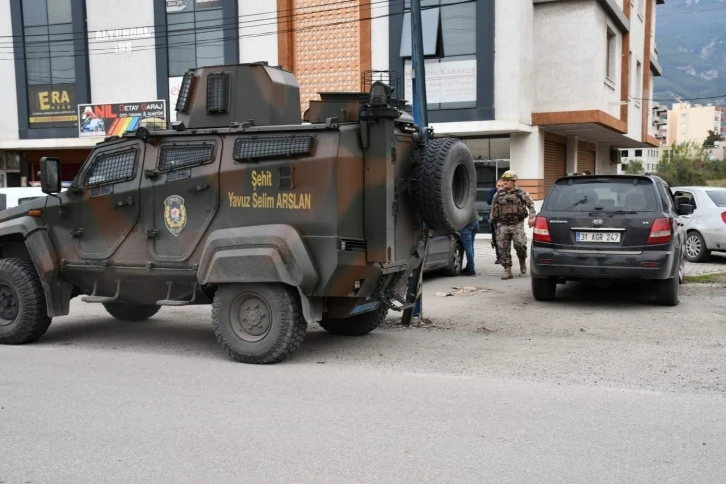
[0, 62, 476, 364]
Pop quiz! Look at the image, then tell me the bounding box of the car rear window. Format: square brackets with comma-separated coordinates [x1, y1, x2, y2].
[476, 190, 490, 202]
[705, 190, 726, 207]
[545, 178, 659, 212]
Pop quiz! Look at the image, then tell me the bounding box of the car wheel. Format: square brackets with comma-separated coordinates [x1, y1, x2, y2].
[531, 277, 557, 301]
[655, 276, 679, 306]
[685, 231, 710, 262]
[211, 283, 306, 364]
[0, 258, 52, 345]
[443, 241, 463, 276]
[319, 304, 388, 336]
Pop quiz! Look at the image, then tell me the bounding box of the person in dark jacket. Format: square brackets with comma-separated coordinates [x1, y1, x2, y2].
[459, 204, 480, 276]
[488, 178, 504, 264]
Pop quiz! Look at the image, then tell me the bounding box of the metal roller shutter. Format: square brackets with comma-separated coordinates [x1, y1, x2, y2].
[577, 147, 596, 175]
[544, 141, 566, 196]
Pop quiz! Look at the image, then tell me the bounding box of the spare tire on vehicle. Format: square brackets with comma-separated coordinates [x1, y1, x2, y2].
[414, 138, 477, 233]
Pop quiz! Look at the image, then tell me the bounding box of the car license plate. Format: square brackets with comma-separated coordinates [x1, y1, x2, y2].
[576, 232, 620, 242]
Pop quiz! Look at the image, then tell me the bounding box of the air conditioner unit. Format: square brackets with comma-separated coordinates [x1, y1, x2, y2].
[610, 147, 622, 164]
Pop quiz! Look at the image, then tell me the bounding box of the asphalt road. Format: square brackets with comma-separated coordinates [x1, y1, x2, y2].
[1, 276, 725, 484]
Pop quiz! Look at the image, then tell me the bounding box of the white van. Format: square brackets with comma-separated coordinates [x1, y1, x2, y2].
[0, 186, 67, 211]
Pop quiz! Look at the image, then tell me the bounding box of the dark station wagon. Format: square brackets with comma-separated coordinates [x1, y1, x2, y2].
[530, 174, 694, 306]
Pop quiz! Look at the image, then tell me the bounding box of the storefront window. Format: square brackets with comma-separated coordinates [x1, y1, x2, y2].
[166, 0, 225, 77]
[21, 0, 77, 129]
[400, 0, 477, 111]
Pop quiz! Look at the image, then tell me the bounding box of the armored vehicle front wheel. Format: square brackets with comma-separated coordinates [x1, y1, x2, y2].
[319, 304, 388, 336]
[103, 303, 161, 321]
[211, 283, 306, 364]
[0, 258, 52, 345]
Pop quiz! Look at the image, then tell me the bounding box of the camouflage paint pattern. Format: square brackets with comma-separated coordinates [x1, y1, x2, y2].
[496, 223, 528, 270]
[0, 63, 427, 321]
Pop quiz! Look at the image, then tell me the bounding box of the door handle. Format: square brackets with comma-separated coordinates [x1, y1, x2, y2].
[114, 196, 134, 208]
[188, 183, 209, 193]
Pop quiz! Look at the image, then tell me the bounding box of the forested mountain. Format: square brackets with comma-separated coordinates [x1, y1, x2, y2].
[654, 0, 726, 105]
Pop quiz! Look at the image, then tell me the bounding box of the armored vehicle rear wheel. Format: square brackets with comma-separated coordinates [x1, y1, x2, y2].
[415, 138, 477, 233]
[319, 304, 388, 336]
[0, 258, 52, 345]
[103, 303, 161, 321]
[211, 283, 306, 364]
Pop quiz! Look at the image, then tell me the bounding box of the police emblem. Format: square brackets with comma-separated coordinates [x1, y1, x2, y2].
[164, 195, 187, 236]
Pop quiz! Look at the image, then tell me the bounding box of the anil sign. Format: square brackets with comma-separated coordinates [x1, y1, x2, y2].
[77, 100, 167, 138]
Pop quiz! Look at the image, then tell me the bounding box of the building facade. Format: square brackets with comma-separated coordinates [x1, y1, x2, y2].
[617, 147, 661, 174]
[0, 0, 665, 199]
[666, 101, 725, 146]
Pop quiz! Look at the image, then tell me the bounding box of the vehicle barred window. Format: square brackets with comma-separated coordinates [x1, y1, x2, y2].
[158, 143, 216, 172]
[84, 148, 137, 187]
[233, 136, 314, 162]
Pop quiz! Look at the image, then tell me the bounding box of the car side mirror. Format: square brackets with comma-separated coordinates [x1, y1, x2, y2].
[40, 157, 61, 194]
[677, 203, 694, 216]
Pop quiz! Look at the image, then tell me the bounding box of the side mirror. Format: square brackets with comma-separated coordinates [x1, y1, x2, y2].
[40, 157, 61, 194]
[677, 203, 694, 216]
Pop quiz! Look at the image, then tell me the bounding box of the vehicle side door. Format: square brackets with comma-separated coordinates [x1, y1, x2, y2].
[72, 141, 145, 261]
[672, 189, 697, 230]
[140, 135, 222, 264]
[660, 182, 686, 253]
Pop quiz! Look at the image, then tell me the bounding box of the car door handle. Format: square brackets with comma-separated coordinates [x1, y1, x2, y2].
[188, 183, 209, 193]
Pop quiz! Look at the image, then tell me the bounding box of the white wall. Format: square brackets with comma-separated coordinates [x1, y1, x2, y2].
[86, 0, 158, 104]
[597, 143, 617, 175]
[510, 128, 544, 180]
[533, 1, 602, 113]
[238, 0, 278, 65]
[0, 0, 19, 142]
[494, 0, 534, 125]
[371, 0, 389, 72]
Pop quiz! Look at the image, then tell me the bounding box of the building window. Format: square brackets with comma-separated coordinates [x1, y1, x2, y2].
[681, 112, 687, 119]
[635, 149, 642, 157]
[21, 0, 77, 129]
[606, 27, 616, 81]
[400, 0, 477, 111]
[166, 1, 225, 77]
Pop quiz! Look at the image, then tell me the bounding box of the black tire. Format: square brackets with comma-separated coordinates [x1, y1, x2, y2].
[319, 304, 388, 336]
[531, 277, 557, 301]
[655, 276, 679, 306]
[415, 138, 477, 232]
[443, 241, 464, 277]
[103, 303, 160, 321]
[0, 258, 52, 345]
[685, 231, 710, 262]
[211, 283, 306, 364]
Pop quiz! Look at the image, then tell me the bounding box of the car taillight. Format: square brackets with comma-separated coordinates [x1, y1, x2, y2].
[721, 212, 726, 224]
[533, 216, 551, 243]
[647, 217, 672, 245]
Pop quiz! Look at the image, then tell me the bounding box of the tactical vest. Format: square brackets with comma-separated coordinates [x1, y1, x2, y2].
[493, 189, 528, 224]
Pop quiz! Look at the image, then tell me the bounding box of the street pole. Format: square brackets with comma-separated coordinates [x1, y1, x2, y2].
[401, 0, 430, 327]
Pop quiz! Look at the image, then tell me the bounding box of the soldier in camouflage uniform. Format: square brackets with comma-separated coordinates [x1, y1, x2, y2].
[489, 170, 537, 280]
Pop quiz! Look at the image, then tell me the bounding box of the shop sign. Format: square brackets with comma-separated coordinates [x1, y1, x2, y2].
[168, 76, 184, 123]
[28, 84, 78, 128]
[404, 59, 477, 106]
[77, 100, 167, 138]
